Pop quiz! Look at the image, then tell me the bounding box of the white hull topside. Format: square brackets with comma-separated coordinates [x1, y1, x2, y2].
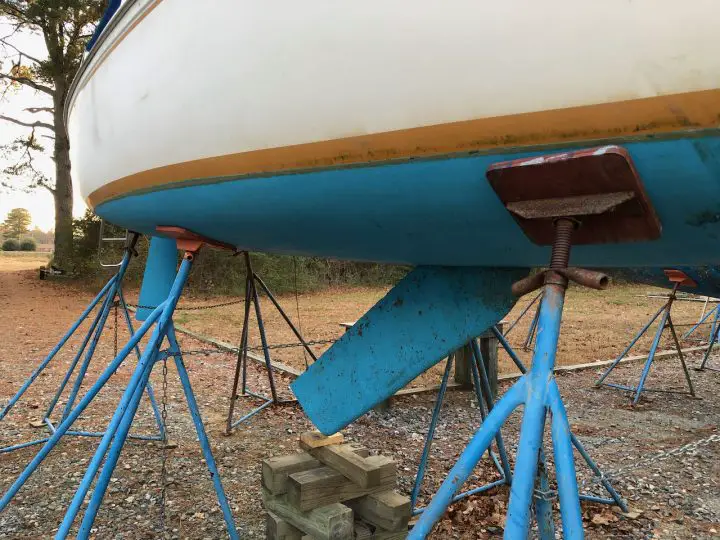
[68, 0, 720, 206]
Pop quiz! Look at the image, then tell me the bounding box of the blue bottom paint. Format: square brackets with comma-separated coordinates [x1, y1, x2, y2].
[98, 134, 720, 269]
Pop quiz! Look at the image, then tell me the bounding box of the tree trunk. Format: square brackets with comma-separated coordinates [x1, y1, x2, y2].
[52, 78, 74, 269]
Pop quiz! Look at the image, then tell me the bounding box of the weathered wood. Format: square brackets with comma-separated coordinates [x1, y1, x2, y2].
[267, 511, 305, 540]
[287, 465, 395, 511]
[479, 322, 501, 397]
[374, 530, 408, 540]
[453, 345, 474, 388]
[263, 452, 321, 495]
[347, 491, 410, 532]
[354, 521, 374, 540]
[299, 431, 344, 449]
[263, 489, 353, 540]
[301, 443, 395, 489]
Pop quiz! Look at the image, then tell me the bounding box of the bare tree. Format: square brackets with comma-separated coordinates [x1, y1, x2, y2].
[0, 0, 106, 268]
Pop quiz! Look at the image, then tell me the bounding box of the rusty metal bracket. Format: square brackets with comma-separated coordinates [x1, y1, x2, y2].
[487, 145, 662, 246]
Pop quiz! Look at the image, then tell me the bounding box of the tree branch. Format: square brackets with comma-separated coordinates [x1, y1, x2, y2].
[0, 114, 54, 131]
[25, 106, 54, 114]
[0, 72, 53, 95]
[0, 37, 43, 64]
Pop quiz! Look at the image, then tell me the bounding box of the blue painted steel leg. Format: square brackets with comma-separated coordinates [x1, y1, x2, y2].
[410, 356, 454, 510]
[470, 340, 512, 482]
[632, 307, 670, 405]
[73, 259, 192, 537]
[547, 382, 583, 539]
[412, 227, 586, 538]
[505, 282, 570, 539]
[118, 288, 166, 439]
[597, 283, 695, 404]
[60, 287, 118, 420]
[523, 297, 541, 351]
[595, 302, 667, 387]
[411, 346, 512, 516]
[408, 380, 526, 538]
[0, 300, 166, 511]
[534, 444, 556, 540]
[494, 324, 627, 511]
[503, 291, 542, 338]
[682, 302, 719, 340]
[43, 292, 112, 421]
[166, 326, 239, 539]
[0, 276, 117, 421]
[698, 316, 720, 371]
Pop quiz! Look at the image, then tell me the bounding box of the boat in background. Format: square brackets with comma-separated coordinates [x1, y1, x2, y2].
[67, 0, 720, 269]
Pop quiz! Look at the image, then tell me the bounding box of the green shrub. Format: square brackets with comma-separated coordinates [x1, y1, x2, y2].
[2, 238, 20, 251]
[20, 238, 37, 251]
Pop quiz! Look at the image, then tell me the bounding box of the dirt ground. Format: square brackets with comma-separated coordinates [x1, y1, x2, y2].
[1, 258, 719, 539]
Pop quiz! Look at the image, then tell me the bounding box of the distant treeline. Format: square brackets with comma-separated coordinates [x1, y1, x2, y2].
[70, 212, 409, 295]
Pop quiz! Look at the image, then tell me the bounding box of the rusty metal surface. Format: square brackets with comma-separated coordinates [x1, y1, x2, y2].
[486, 145, 662, 245]
[663, 269, 697, 287]
[506, 191, 635, 219]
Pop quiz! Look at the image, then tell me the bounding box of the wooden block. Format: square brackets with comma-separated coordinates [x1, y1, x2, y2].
[266, 511, 305, 540]
[287, 465, 395, 512]
[263, 452, 321, 495]
[347, 491, 410, 532]
[262, 488, 353, 540]
[300, 431, 344, 449]
[354, 521, 373, 540]
[301, 442, 395, 489]
[374, 530, 407, 540]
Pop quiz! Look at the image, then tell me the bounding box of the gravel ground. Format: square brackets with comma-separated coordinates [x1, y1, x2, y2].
[1, 266, 719, 539]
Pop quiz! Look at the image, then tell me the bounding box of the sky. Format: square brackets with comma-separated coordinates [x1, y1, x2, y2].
[0, 22, 87, 232]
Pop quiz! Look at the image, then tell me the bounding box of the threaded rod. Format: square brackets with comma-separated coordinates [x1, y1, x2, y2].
[550, 219, 575, 269]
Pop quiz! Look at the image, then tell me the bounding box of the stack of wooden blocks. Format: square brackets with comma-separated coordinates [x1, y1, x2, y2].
[262, 432, 411, 540]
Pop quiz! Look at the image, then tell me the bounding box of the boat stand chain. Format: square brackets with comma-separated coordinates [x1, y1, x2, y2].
[410, 145, 660, 538]
[0, 231, 239, 539]
[225, 251, 317, 433]
[0, 233, 165, 454]
[410, 342, 512, 515]
[595, 270, 697, 405]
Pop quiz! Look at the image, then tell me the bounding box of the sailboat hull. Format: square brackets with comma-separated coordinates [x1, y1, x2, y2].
[67, 0, 720, 268]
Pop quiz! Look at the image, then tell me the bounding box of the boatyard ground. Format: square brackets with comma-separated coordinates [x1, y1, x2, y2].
[1, 255, 719, 538]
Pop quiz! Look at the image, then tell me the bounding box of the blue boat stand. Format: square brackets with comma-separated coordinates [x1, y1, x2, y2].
[682, 300, 720, 344]
[410, 345, 512, 515]
[0, 233, 165, 454]
[502, 291, 543, 352]
[595, 273, 696, 405]
[225, 251, 316, 433]
[409, 217, 616, 539]
[0, 237, 239, 539]
[696, 306, 720, 372]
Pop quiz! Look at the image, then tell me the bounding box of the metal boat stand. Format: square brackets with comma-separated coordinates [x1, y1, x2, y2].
[225, 251, 317, 433]
[490, 327, 627, 511]
[410, 146, 660, 538]
[695, 305, 720, 372]
[682, 300, 720, 343]
[410, 342, 512, 515]
[0, 233, 165, 454]
[0, 229, 239, 539]
[503, 290, 543, 351]
[595, 270, 697, 405]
